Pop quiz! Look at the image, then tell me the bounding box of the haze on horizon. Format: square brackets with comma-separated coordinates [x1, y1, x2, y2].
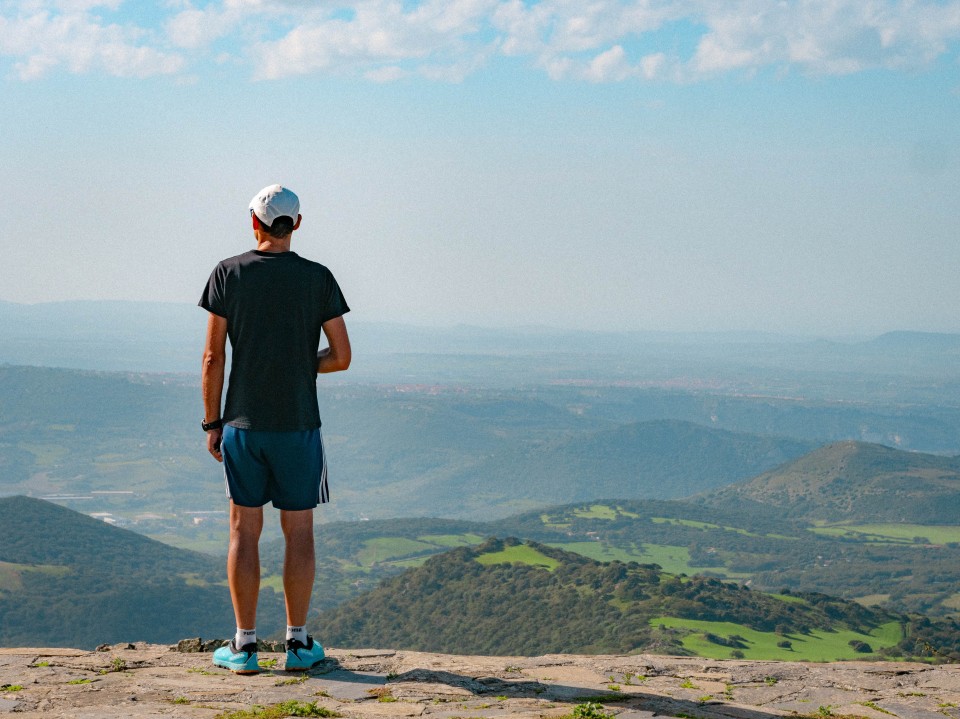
[1, 0, 958, 337]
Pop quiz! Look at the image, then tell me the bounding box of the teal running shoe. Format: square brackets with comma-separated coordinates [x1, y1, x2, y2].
[213, 641, 259, 674]
[284, 636, 325, 671]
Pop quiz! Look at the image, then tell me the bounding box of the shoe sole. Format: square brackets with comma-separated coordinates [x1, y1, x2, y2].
[213, 661, 260, 675]
[284, 657, 325, 671]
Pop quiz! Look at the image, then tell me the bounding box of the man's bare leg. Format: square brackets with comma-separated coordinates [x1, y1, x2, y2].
[280, 508, 315, 627]
[227, 502, 264, 631]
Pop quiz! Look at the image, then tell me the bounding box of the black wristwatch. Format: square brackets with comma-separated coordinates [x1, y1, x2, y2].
[201, 418, 223, 432]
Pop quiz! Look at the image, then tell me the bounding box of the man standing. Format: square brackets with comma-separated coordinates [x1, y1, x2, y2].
[199, 184, 351, 674]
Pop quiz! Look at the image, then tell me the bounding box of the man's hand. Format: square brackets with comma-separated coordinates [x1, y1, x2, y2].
[318, 316, 351, 373]
[206, 428, 224, 462]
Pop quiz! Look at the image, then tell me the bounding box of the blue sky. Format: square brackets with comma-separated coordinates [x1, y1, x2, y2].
[1, 0, 959, 335]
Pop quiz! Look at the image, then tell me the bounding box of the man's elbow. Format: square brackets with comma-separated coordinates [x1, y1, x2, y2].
[331, 350, 351, 372]
[202, 350, 226, 372]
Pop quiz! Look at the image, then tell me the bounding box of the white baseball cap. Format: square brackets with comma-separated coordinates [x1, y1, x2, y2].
[249, 184, 300, 227]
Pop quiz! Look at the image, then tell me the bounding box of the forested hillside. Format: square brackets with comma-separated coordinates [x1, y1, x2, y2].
[314, 537, 919, 659]
[0, 497, 276, 648]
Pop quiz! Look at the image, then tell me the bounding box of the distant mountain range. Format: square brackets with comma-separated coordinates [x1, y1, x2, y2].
[703, 441, 960, 523]
[3, 299, 959, 385]
[417, 420, 815, 516]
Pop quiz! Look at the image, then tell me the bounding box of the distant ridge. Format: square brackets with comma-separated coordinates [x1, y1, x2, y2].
[415, 419, 815, 516]
[701, 441, 960, 523]
[0, 496, 258, 648]
[866, 331, 960, 350]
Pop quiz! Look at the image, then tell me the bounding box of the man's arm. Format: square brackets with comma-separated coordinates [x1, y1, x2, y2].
[201, 312, 229, 462]
[317, 316, 351, 373]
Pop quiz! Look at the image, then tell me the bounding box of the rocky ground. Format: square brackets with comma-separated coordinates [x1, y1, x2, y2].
[2, 642, 960, 719]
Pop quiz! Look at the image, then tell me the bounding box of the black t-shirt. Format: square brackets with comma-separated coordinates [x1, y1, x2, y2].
[199, 250, 349, 431]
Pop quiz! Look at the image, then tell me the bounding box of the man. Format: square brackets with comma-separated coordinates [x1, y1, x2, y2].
[199, 184, 351, 674]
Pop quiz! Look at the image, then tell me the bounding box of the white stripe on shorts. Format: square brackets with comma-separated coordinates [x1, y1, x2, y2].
[319, 429, 329, 504]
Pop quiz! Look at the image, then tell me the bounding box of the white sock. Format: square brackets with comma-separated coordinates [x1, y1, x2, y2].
[286, 625, 307, 644]
[235, 628, 256, 649]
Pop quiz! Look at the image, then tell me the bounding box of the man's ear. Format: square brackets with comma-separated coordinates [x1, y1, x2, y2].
[251, 214, 261, 230]
[293, 214, 302, 230]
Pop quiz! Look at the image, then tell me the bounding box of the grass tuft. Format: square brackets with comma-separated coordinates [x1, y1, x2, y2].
[216, 700, 340, 718]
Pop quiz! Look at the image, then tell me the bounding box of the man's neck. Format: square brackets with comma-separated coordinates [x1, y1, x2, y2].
[254, 233, 292, 253]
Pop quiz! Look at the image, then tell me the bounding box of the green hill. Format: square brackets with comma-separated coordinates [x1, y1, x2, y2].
[0, 497, 277, 648]
[261, 497, 960, 622]
[313, 537, 925, 659]
[409, 420, 815, 516]
[702, 441, 960, 523]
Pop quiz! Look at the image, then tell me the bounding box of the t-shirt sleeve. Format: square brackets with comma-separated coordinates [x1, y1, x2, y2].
[198, 264, 228, 317]
[321, 271, 350, 324]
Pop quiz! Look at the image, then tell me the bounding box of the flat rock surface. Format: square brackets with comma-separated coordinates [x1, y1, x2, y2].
[0, 644, 959, 719]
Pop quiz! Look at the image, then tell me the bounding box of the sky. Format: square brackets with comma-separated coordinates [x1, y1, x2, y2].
[1, 0, 959, 336]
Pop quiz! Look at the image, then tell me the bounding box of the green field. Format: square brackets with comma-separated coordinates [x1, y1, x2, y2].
[357, 537, 439, 565]
[0, 561, 70, 591]
[770, 593, 807, 604]
[651, 517, 760, 537]
[573, 504, 619, 520]
[651, 616, 903, 661]
[551, 541, 740, 577]
[476, 545, 559, 570]
[387, 556, 434, 568]
[260, 575, 284, 593]
[549, 541, 646, 564]
[809, 523, 960, 545]
[417, 534, 485, 547]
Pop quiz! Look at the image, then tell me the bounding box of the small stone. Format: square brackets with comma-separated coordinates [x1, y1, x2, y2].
[95, 644, 110, 652]
[177, 638, 203, 653]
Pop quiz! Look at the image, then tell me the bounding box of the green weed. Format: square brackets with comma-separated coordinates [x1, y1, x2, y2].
[216, 700, 340, 719]
[680, 679, 698, 689]
[859, 701, 895, 715]
[369, 687, 397, 702]
[1, 685, 23, 692]
[111, 657, 127, 672]
[173, 697, 190, 705]
[276, 674, 308, 686]
[67, 678, 92, 685]
[571, 702, 615, 719]
[258, 658, 278, 669]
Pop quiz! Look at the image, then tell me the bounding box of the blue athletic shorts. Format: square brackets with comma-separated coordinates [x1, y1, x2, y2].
[221, 426, 329, 510]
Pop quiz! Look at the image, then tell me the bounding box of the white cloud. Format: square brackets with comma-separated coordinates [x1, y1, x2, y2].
[584, 44, 631, 82]
[250, 0, 496, 80]
[1, 0, 959, 82]
[691, 0, 960, 76]
[165, 6, 233, 50]
[0, 3, 184, 79]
